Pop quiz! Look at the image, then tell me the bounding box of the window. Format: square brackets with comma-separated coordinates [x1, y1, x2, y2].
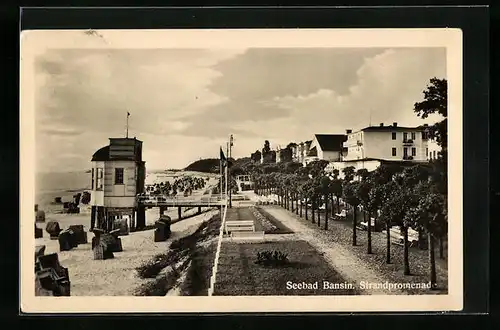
[422, 131, 428, 140]
[426, 148, 429, 157]
[411, 147, 416, 156]
[96, 168, 103, 190]
[392, 132, 397, 140]
[411, 132, 416, 140]
[403, 132, 408, 141]
[115, 168, 124, 185]
[392, 148, 397, 156]
[403, 147, 408, 158]
[433, 151, 437, 159]
[91, 168, 94, 190]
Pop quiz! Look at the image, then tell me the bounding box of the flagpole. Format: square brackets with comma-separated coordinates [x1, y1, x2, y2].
[228, 135, 233, 208]
[126, 112, 129, 138]
[219, 147, 223, 202]
[225, 142, 229, 204]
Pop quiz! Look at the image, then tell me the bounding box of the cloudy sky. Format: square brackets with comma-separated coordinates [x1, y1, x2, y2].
[35, 44, 446, 172]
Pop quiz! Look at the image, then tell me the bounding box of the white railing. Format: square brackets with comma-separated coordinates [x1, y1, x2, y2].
[208, 200, 228, 296]
[137, 194, 227, 206]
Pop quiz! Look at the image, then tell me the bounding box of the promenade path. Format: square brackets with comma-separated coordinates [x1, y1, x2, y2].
[242, 192, 404, 295]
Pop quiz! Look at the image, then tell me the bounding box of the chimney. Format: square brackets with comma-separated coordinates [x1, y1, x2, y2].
[379, 123, 384, 127]
[393, 122, 398, 127]
[346, 129, 352, 134]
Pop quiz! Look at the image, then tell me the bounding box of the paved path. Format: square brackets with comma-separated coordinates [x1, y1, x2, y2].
[261, 205, 405, 295]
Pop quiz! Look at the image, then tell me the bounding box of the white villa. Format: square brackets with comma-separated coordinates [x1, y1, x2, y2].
[342, 122, 431, 162]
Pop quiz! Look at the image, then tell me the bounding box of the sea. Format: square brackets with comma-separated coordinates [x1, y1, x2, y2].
[35, 169, 217, 214]
[36, 171, 92, 214]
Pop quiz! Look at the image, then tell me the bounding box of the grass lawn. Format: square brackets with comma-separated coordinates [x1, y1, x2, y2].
[254, 206, 294, 234]
[214, 240, 360, 296]
[135, 213, 222, 296]
[179, 241, 217, 296]
[225, 207, 294, 235]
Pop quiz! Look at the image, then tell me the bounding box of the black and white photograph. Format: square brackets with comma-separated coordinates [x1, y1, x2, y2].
[20, 28, 463, 312]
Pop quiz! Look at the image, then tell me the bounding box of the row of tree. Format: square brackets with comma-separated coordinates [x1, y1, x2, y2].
[247, 77, 449, 288]
[252, 157, 447, 287]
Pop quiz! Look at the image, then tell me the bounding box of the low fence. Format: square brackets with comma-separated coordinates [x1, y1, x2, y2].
[207, 201, 228, 296]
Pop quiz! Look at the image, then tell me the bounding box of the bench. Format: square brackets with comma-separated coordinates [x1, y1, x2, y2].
[231, 231, 265, 240]
[225, 220, 255, 234]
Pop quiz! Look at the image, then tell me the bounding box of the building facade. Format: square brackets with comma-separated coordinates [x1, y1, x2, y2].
[291, 140, 312, 165]
[307, 134, 347, 163]
[90, 137, 146, 232]
[342, 122, 430, 162]
[427, 137, 441, 161]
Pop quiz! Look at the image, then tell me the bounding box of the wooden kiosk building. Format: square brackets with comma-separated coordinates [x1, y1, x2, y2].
[90, 137, 146, 232]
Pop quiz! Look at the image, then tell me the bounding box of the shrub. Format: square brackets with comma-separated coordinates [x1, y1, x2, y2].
[255, 249, 289, 267]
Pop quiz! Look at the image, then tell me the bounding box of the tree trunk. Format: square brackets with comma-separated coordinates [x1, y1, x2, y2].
[386, 221, 391, 263]
[305, 199, 309, 221]
[317, 201, 321, 227]
[311, 201, 315, 224]
[288, 191, 291, 210]
[296, 195, 299, 215]
[331, 194, 336, 217]
[324, 194, 329, 230]
[367, 211, 372, 254]
[352, 205, 357, 246]
[337, 197, 340, 217]
[299, 195, 303, 217]
[439, 235, 445, 259]
[429, 232, 437, 289]
[403, 226, 411, 275]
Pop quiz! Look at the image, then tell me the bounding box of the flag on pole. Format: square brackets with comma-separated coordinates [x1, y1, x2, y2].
[220, 147, 227, 167]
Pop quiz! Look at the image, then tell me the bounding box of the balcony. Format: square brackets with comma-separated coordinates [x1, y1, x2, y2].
[402, 155, 414, 161]
[402, 139, 414, 145]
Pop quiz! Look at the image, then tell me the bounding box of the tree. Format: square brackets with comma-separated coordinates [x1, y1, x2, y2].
[342, 181, 361, 246]
[320, 176, 331, 230]
[342, 166, 356, 183]
[306, 160, 329, 178]
[251, 150, 262, 163]
[413, 77, 447, 158]
[263, 140, 271, 153]
[407, 187, 447, 289]
[356, 168, 369, 181]
[330, 178, 343, 215]
[356, 176, 374, 254]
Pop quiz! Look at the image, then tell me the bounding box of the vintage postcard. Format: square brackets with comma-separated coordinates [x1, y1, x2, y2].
[20, 28, 463, 313]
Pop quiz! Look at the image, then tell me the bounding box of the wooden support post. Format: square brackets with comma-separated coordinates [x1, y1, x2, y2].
[178, 207, 182, 220]
[198, 206, 202, 214]
[159, 206, 165, 216]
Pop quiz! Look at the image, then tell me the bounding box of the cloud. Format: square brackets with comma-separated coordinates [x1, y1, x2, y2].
[34, 46, 446, 172]
[39, 127, 84, 136]
[35, 48, 247, 171]
[264, 48, 447, 140]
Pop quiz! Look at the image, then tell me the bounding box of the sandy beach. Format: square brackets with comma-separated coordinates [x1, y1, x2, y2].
[34, 170, 221, 296]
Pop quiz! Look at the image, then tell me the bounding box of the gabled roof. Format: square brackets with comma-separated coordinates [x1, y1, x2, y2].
[314, 134, 347, 152]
